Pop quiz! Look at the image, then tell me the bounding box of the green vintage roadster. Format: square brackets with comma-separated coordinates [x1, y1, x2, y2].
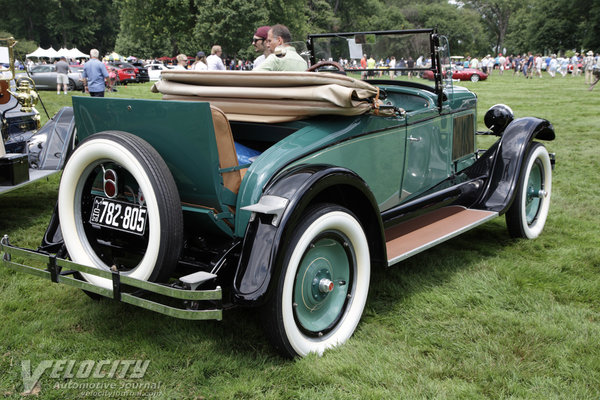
[1, 29, 555, 357]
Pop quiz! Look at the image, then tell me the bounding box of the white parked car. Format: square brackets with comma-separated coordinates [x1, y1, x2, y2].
[145, 63, 172, 81]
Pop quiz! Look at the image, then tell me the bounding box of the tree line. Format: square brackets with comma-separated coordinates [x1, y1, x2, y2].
[1, 0, 599, 61]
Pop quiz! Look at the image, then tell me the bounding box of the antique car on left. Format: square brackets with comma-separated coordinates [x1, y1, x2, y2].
[1, 37, 76, 195]
[1, 29, 555, 358]
[15, 64, 84, 91]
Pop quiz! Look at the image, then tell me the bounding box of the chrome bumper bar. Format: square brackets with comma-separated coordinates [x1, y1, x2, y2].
[0, 235, 222, 320]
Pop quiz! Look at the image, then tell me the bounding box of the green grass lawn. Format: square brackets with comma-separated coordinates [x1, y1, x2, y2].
[1, 75, 599, 399]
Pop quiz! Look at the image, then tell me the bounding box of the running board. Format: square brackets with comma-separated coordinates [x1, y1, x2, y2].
[385, 206, 498, 266]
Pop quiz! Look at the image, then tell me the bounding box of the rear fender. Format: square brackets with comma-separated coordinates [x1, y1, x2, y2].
[232, 164, 385, 306]
[476, 117, 554, 213]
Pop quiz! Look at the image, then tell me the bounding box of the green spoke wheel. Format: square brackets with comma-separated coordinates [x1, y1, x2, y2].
[506, 142, 552, 239]
[264, 204, 371, 358]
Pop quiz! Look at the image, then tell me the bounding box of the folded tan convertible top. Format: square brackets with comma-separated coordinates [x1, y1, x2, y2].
[152, 70, 383, 123]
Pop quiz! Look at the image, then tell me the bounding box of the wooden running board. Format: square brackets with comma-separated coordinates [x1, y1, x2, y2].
[385, 206, 498, 266]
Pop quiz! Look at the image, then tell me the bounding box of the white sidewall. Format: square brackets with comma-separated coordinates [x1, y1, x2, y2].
[281, 211, 370, 356]
[519, 145, 552, 239]
[59, 138, 161, 289]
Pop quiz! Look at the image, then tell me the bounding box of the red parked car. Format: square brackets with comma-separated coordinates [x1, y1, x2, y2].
[107, 62, 137, 84]
[423, 66, 488, 82]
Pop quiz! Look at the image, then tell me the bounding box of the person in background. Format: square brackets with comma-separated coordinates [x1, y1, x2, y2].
[82, 49, 108, 97]
[481, 55, 490, 74]
[207, 46, 226, 70]
[360, 54, 367, 79]
[172, 54, 188, 70]
[571, 52, 580, 77]
[255, 24, 308, 71]
[252, 26, 271, 69]
[106, 65, 118, 91]
[559, 56, 569, 77]
[192, 51, 207, 71]
[524, 52, 533, 78]
[55, 56, 69, 95]
[389, 56, 396, 79]
[498, 53, 506, 75]
[535, 53, 543, 78]
[366, 55, 376, 79]
[470, 56, 479, 70]
[548, 54, 558, 78]
[406, 56, 415, 78]
[584, 50, 595, 85]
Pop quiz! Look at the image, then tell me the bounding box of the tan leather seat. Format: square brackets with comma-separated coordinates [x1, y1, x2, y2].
[210, 105, 245, 195]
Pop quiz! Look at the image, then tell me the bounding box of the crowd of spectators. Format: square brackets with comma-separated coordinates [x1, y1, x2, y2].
[459, 51, 600, 82]
[10, 38, 599, 88]
[325, 51, 600, 82]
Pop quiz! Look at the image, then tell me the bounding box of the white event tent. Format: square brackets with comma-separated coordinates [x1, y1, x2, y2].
[26, 46, 89, 59]
[26, 46, 59, 58]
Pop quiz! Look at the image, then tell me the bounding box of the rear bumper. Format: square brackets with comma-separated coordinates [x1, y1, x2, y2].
[0, 235, 222, 320]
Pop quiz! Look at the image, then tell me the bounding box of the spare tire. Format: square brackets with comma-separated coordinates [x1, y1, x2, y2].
[58, 130, 183, 289]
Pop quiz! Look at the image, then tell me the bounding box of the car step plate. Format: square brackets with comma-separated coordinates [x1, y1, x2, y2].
[385, 206, 498, 266]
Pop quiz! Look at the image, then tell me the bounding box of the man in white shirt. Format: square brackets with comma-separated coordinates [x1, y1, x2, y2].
[207, 46, 226, 70]
[389, 56, 396, 79]
[498, 53, 506, 75]
[255, 24, 308, 72]
[252, 26, 270, 69]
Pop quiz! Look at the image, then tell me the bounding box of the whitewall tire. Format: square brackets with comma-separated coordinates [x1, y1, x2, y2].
[506, 142, 552, 239]
[265, 204, 371, 357]
[58, 131, 183, 289]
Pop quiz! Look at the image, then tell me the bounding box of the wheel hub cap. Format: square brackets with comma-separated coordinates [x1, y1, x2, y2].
[318, 278, 334, 293]
[293, 236, 352, 334]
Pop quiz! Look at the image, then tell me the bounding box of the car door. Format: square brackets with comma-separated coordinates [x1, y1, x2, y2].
[401, 104, 452, 202]
[400, 36, 454, 202]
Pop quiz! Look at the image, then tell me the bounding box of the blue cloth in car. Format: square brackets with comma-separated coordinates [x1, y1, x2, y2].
[235, 142, 262, 164]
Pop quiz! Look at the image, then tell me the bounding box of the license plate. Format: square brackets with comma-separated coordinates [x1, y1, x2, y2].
[89, 197, 147, 235]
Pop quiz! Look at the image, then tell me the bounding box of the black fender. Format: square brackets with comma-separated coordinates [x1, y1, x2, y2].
[232, 164, 386, 306]
[475, 117, 554, 213]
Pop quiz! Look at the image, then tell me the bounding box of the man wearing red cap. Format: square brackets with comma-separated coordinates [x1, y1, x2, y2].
[255, 24, 308, 71]
[252, 26, 270, 69]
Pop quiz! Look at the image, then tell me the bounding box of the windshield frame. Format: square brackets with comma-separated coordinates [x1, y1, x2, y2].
[306, 29, 445, 107]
